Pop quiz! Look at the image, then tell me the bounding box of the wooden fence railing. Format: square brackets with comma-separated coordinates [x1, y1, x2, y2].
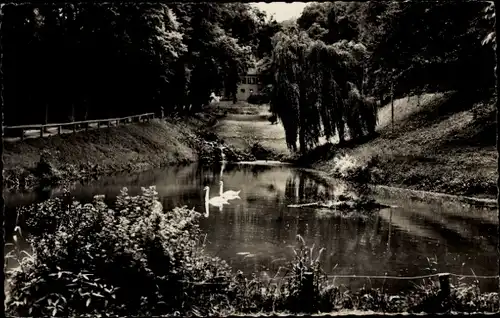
[3, 112, 155, 140]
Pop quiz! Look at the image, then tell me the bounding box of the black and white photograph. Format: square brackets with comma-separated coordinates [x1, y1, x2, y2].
[1, 1, 499, 316]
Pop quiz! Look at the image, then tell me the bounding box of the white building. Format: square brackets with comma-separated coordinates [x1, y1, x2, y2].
[235, 68, 263, 101]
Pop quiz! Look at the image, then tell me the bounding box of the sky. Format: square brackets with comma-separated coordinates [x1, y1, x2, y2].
[251, 2, 309, 22]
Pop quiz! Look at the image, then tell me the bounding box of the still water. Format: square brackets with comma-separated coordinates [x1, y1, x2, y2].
[5, 162, 498, 292]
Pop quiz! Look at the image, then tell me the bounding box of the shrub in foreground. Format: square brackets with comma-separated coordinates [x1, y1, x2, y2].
[7, 187, 234, 316]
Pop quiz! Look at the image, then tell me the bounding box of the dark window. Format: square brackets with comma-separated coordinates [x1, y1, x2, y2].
[240, 88, 245, 93]
[242, 77, 247, 84]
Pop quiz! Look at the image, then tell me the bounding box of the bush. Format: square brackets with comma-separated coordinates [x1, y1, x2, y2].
[247, 93, 270, 105]
[250, 142, 274, 160]
[8, 188, 335, 316]
[7, 187, 234, 317]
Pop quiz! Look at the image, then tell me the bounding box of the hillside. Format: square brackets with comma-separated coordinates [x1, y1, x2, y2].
[3, 116, 210, 192]
[309, 91, 497, 199]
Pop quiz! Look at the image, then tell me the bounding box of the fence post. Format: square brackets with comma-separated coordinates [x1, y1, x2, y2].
[302, 271, 314, 313]
[40, 127, 44, 138]
[438, 273, 450, 306]
[58, 126, 62, 135]
[73, 123, 77, 133]
[20, 129, 24, 141]
[85, 123, 89, 131]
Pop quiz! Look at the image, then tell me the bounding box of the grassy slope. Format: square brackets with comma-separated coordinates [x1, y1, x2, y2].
[3, 116, 210, 191]
[311, 91, 497, 199]
[208, 101, 291, 158]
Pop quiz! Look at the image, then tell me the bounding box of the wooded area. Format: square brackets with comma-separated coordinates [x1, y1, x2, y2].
[2, 3, 273, 126]
[1, 2, 496, 153]
[267, 1, 496, 153]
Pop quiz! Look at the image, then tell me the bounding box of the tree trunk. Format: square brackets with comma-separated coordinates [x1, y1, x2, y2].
[299, 127, 306, 154]
[44, 104, 50, 132]
[361, 66, 365, 96]
[232, 87, 238, 104]
[493, 2, 499, 286]
[0, 5, 6, 314]
[84, 103, 88, 121]
[191, 100, 203, 113]
[337, 122, 345, 145]
[391, 82, 394, 132]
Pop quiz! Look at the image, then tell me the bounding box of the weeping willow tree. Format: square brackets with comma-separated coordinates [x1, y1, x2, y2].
[270, 30, 377, 153]
[269, 30, 309, 152]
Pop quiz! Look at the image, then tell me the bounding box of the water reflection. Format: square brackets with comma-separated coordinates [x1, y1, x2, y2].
[4, 162, 498, 293]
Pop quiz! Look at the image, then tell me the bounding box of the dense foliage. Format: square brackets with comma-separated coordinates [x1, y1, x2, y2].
[270, 28, 376, 153]
[7, 187, 234, 316]
[293, 1, 496, 102]
[2, 3, 273, 126]
[3, 2, 495, 148]
[265, 1, 495, 153]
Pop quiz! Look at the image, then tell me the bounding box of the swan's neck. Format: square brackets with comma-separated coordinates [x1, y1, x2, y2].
[205, 187, 209, 202]
[219, 182, 223, 195]
[204, 201, 209, 217]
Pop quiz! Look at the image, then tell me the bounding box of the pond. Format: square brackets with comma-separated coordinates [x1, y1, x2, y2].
[4, 162, 498, 293]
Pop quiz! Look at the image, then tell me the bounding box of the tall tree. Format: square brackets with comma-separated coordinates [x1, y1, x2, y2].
[270, 30, 376, 153]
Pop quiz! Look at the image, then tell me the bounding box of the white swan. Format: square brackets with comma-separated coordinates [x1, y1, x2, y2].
[219, 181, 241, 200]
[204, 186, 229, 208]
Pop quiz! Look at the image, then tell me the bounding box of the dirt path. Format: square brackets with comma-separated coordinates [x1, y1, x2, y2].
[209, 103, 291, 157]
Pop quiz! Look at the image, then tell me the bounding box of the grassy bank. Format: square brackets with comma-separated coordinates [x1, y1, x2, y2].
[3, 114, 233, 192]
[206, 101, 292, 161]
[300, 91, 497, 200]
[7, 189, 499, 316]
